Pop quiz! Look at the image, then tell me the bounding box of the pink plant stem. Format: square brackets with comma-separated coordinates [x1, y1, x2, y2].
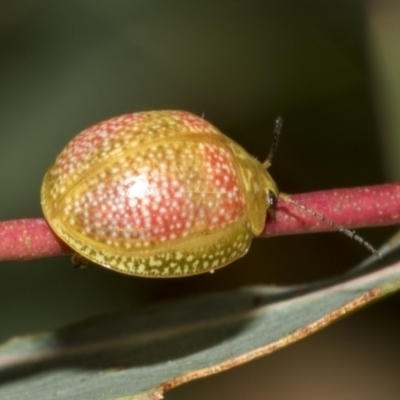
[0, 183, 399, 262]
[0, 219, 70, 261]
[263, 183, 400, 236]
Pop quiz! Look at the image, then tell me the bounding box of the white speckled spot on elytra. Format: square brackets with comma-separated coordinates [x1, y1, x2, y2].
[138, 264, 146, 273]
[149, 257, 162, 267]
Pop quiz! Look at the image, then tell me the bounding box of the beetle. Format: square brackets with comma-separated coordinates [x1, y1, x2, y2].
[41, 110, 281, 277]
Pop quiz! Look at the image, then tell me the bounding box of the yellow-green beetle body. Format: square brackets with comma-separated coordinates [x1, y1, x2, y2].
[41, 111, 278, 277]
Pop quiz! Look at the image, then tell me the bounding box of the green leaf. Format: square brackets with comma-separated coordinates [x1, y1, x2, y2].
[1, 233, 400, 400]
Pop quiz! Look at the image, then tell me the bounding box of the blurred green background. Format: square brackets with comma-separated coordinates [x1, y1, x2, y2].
[1, 1, 400, 398]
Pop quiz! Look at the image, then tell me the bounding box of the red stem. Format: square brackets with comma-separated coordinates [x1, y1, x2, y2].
[0, 218, 70, 261]
[263, 183, 400, 236]
[0, 183, 399, 261]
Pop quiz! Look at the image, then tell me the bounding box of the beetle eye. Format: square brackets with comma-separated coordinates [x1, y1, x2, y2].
[267, 191, 277, 221]
[268, 191, 277, 209]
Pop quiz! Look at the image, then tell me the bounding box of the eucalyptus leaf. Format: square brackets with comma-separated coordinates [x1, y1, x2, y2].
[1, 233, 400, 400]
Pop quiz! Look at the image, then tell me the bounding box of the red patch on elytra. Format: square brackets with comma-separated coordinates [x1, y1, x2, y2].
[201, 144, 245, 226]
[83, 174, 194, 241]
[58, 114, 143, 174]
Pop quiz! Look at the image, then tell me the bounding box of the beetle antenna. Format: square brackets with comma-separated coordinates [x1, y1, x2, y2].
[262, 118, 380, 258]
[282, 195, 382, 258]
[263, 116, 283, 168]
